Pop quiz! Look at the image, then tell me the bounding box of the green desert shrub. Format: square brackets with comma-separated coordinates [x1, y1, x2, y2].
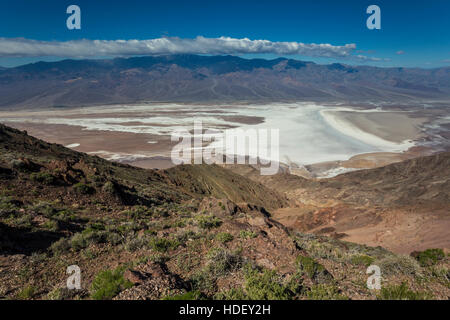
[412, 248, 445, 267]
[214, 288, 247, 300]
[123, 205, 153, 219]
[0, 196, 20, 216]
[42, 220, 60, 232]
[215, 232, 234, 244]
[239, 230, 257, 239]
[101, 181, 116, 194]
[215, 266, 300, 300]
[306, 284, 348, 300]
[6, 213, 33, 229]
[124, 236, 149, 252]
[70, 228, 121, 251]
[73, 183, 95, 195]
[30, 172, 56, 185]
[175, 230, 200, 243]
[206, 248, 242, 277]
[296, 255, 333, 284]
[50, 238, 71, 255]
[32, 202, 57, 217]
[90, 267, 133, 300]
[149, 237, 180, 253]
[190, 269, 216, 293]
[350, 254, 375, 267]
[195, 215, 222, 230]
[376, 254, 421, 276]
[61, 210, 78, 222]
[163, 290, 202, 300]
[16, 286, 36, 300]
[148, 253, 170, 264]
[242, 268, 294, 300]
[429, 265, 450, 284]
[377, 282, 431, 300]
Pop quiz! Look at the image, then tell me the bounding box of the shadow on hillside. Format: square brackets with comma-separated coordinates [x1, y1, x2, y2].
[0, 222, 61, 256]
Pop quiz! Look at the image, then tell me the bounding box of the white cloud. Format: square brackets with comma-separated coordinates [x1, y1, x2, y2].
[0, 36, 359, 59]
[396, 50, 405, 55]
[352, 54, 390, 62]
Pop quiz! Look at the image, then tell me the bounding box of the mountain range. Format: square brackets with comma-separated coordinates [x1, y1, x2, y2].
[1, 55, 450, 109]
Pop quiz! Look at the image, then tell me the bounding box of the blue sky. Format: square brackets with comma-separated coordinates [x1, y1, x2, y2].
[0, 0, 449, 67]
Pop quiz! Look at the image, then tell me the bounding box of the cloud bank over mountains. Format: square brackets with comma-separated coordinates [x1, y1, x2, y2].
[0, 36, 380, 61]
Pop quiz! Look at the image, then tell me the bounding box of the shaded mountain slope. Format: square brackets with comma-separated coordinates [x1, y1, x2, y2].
[226, 153, 450, 253]
[227, 152, 450, 207]
[0, 124, 285, 209]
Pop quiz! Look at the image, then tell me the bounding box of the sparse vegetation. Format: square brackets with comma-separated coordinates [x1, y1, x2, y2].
[377, 282, 431, 300]
[350, 254, 375, 267]
[206, 248, 242, 276]
[163, 290, 202, 300]
[239, 230, 257, 239]
[16, 286, 36, 300]
[297, 255, 332, 283]
[195, 215, 222, 229]
[215, 232, 234, 243]
[412, 248, 445, 267]
[91, 267, 133, 300]
[30, 172, 56, 185]
[306, 284, 348, 300]
[376, 254, 422, 276]
[149, 237, 180, 253]
[73, 182, 95, 195]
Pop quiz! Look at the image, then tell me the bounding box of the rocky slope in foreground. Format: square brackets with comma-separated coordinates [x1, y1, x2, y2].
[0, 124, 448, 300]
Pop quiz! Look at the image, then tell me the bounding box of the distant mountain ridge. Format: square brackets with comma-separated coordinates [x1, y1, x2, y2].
[0, 54, 450, 109]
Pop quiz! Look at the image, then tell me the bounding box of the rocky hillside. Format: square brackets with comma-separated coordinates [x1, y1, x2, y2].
[0, 124, 448, 300]
[1, 55, 450, 109]
[227, 153, 450, 253]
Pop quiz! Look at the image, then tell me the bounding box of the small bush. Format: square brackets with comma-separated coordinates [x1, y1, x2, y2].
[70, 228, 121, 251]
[102, 181, 116, 194]
[206, 248, 242, 276]
[91, 267, 133, 300]
[215, 232, 234, 244]
[239, 230, 257, 239]
[190, 269, 216, 293]
[124, 236, 148, 252]
[350, 254, 375, 267]
[123, 205, 153, 219]
[149, 237, 180, 253]
[296, 255, 333, 284]
[149, 253, 170, 264]
[163, 290, 202, 300]
[0, 196, 19, 216]
[215, 288, 246, 300]
[73, 183, 95, 195]
[17, 286, 36, 300]
[243, 268, 294, 300]
[376, 254, 421, 276]
[50, 238, 71, 255]
[307, 284, 348, 300]
[377, 282, 431, 300]
[215, 266, 299, 300]
[195, 215, 222, 230]
[412, 248, 445, 267]
[42, 220, 60, 232]
[30, 172, 56, 185]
